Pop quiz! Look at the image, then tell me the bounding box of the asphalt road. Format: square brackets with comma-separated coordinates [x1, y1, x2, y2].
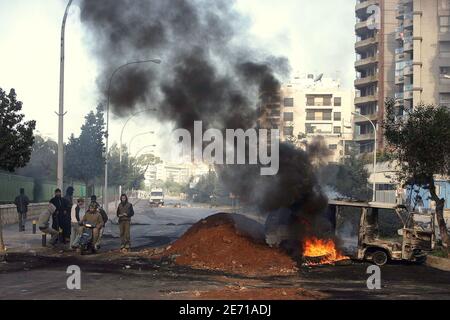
[100, 198, 220, 250]
[1, 200, 449, 300]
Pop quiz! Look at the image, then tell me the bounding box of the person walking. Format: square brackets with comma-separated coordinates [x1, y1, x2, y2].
[14, 188, 30, 232]
[117, 194, 134, 252]
[70, 198, 85, 248]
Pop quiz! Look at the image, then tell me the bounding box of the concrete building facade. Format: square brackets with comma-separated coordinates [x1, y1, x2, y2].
[272, 74, 355, 163]
[354, 0, 399, 153]
[395, 0, 450, 112]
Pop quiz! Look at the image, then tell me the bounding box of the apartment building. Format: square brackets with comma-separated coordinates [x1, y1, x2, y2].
[269, 74, 355, 163]
[354, 0, 399, 153]
[144, 161, 210, 187]
[395, 0, 450, 112]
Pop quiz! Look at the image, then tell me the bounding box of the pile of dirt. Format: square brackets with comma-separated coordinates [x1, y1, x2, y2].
[162, 213, 298, 276]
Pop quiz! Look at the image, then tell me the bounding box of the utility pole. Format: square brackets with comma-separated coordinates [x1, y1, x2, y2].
[56, 0, 74, 191]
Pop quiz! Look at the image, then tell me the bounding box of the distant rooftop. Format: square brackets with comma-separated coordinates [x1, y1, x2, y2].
[284, 73, 342, 90]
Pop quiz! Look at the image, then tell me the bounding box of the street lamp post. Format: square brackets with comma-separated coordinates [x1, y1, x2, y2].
[128, 131, 155, 156]
[118, 109, 157, 196]
[56, 0, 74, 191]
[352, 111, 377, 202]
[104, 59, 161, 210]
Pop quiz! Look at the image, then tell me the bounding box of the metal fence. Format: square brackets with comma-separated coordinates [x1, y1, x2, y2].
[0, 172, 87, 203]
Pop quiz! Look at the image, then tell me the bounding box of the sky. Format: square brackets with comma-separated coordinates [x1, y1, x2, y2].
[0, 0, 355, 160]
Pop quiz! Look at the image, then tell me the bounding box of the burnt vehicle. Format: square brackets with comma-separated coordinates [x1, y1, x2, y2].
[356, 205, 434, 266]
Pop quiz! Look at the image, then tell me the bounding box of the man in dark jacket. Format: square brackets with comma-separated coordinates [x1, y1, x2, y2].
[49, 189, 70, 244]
[61, 187, 75, 242]
[117, 194, 134, 251]
[14, 188, 30, 232]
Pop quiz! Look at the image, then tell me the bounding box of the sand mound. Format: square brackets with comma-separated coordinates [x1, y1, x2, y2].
[164, 213, 298, 276]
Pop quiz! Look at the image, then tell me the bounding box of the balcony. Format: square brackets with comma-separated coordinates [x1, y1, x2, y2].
[354, 132, 376, 142]
[395, 75, 404, 85]
[404, 13, 413, 28]
[356, 0, 379, 14]
[396, 5, 404, 19]
[395, 92, 404, 100]
[355, 36, 378, 51]
[355, 20, 370, 32]
[404, 36, 413, 51]
[404, 64, 414, 76]
[355, 55, 378, 69]
[355, 95, 378, 105]
[354, 112, 378, 123]
[355, 75, 378, 87]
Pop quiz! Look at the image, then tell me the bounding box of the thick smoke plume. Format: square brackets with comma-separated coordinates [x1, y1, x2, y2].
[77, 0, 332, 251]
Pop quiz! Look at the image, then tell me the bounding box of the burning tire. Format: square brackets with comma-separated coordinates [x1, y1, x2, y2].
[372, 250, 388, 266]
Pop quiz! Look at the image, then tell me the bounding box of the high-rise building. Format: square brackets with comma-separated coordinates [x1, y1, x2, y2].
[395, 0, 450, 113]
[354, 0, 399, 153]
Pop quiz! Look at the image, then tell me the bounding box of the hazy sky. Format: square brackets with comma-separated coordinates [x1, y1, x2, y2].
[0, 0, 355, 159]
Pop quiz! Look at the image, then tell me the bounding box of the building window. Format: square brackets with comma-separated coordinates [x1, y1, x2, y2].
[271, 109, 281, 117]
[329, 144, 338, 150]
[284, 112, 294, 121]
[440, 66, 450, 76]
[284, 98, 294, 107]
[440, 16, 450, 33]
[323, 97, 332, 106]
[306, 110, 332, 121]
[306, 96, 315, 106]
[440, 41, 450, 58]
[306, 124, 315, 134]
[333, 126, 342, 134]
[334, 97, 342, 106]
[283, 127, 294, 136]
[334, 112, 342, 121]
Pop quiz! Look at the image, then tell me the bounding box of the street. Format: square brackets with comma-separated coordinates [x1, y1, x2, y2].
[1, 200, 449, 300]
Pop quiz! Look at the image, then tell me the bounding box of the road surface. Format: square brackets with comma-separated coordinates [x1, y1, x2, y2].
[1, 199, 449, 300]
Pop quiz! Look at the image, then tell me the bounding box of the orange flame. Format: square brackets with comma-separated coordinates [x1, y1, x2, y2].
[303, 237, 349, 265]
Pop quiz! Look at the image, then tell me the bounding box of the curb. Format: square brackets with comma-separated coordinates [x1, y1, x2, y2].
[426, 255, 450, 272]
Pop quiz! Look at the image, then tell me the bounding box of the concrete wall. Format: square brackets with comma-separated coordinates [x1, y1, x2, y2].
[0, 203, 48, 225]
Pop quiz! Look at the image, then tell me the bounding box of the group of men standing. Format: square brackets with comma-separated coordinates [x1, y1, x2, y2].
[15, 187, 135, 252]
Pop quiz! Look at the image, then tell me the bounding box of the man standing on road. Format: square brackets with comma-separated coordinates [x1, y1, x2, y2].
[117, 194, 134, 252]
[14, 188, 30, 232]
[50, 189, 69, 244]
[62, 187, 75, 243]
[89, 195, 108, 249]
[70, 198, 85, 248]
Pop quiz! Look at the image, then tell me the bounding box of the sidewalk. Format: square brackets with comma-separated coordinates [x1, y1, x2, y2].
[1, 221, 49, 254]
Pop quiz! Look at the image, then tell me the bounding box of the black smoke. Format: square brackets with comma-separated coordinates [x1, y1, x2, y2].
[77, 0, 331, 251]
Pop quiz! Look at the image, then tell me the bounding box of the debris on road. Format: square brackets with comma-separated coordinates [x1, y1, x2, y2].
[157, 213, 298, 276]
[190, 286, 326, 300]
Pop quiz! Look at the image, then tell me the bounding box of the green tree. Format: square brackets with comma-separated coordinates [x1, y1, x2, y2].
[383, 100, 450, 253]
[322, 150, 370, 201]
[0, 88, 35, 252]
[16, 135, 57, 180]
[65, 105, 105, 188]
[0, 88, 36, 172]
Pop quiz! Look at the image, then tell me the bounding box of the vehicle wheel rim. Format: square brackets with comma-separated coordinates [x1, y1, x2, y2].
[374, 252, 387, 265]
